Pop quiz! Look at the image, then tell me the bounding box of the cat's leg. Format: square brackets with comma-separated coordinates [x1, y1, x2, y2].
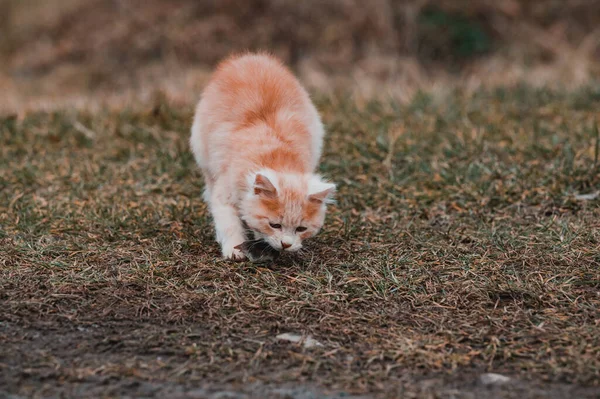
[208, 181, 246, 261]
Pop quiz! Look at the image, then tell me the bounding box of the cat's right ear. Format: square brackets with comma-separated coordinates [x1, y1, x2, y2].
[254, 173, 278, 198]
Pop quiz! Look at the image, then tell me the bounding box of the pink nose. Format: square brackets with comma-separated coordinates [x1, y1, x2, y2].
[281, 241, 291, 249]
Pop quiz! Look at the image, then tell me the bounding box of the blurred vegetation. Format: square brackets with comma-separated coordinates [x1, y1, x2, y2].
[418, 7, 491, 63]
[1, 0, 600, 109]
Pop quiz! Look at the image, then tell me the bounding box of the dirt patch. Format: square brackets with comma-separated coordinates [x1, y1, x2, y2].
[1, 318, 599, 398]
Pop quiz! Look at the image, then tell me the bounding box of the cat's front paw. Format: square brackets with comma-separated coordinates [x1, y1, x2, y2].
[222, 245, 247, 262]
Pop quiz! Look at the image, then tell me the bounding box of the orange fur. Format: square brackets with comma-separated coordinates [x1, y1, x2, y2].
[190, 53, 335, 259]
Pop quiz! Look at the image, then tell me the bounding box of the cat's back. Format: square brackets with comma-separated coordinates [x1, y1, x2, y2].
[191, 53, 324, 172]
[200, 53, 309, 126]
[212, 52, 302, 99]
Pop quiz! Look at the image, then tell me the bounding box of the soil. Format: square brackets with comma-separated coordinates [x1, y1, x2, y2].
[2, 316, 598, 399]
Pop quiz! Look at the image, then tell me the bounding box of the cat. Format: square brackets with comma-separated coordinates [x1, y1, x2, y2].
[190, 52, 335, 261]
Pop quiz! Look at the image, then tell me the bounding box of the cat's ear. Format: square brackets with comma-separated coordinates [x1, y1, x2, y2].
[254, 173, 278, 198]
[308, 177, 336, 204]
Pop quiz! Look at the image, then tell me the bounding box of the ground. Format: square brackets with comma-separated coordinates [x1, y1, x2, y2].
[1, 88, 599, 398]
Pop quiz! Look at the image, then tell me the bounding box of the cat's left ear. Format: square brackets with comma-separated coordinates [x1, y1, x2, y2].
[254, 173, 278, 198]
[308, 177, 336, 204]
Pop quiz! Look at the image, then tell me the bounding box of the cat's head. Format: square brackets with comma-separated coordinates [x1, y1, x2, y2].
[240, 169, 335, 252]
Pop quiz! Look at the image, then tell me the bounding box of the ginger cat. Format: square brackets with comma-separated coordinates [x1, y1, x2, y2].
[190, 53, 335, 260]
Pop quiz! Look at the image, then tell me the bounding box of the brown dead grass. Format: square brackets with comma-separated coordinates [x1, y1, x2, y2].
[2, 0, 600, 112]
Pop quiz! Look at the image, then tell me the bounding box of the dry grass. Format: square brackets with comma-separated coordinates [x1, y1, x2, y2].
[2, 0, 600, 112]
[1, 88, 599, 397]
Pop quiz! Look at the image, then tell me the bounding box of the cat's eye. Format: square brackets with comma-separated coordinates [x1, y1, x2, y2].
[269, 223, 282, 229]
[296, 226, 307, 233]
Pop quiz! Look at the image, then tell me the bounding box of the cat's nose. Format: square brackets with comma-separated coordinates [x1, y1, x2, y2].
[281, 241, 291, 249]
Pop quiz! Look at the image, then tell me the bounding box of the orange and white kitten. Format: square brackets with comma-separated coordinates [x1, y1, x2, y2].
[190, 53, 335, 260]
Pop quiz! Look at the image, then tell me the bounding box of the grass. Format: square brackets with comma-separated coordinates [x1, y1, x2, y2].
[1, 87, 600, 397]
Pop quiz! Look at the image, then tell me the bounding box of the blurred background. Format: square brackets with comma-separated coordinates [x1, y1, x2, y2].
[1, 0, 600, 111]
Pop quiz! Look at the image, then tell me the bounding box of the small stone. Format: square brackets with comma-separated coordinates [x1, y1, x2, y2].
[276, 333, 324, 348]
[480, 373, 511, 385]
[575, 191, 600, 201]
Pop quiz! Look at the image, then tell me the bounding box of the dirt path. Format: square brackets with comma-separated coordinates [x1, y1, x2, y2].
[1, 317, 598, 399]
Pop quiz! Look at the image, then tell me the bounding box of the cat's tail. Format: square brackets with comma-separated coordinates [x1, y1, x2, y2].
[190, 103, 206, 170]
